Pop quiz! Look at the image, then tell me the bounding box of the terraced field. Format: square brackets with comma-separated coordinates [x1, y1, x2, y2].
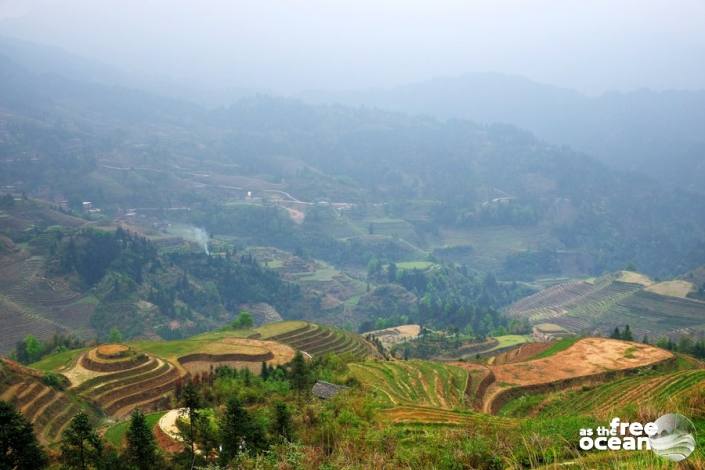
[380, 405, 516, 429]
[349, 361, 468, 409]
[529, 368, 705, 419]
[264, 322, 380, 359]
[507, 271, 705, 338]
[0, 360, 97, 444]
[484, 338, 673, 413]
[64, 345, 183, 418]
[0, 251, 94, 352]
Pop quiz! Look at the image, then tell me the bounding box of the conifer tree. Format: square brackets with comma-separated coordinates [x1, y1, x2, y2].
[124, 410, 160, 470]
[219, 397, 248, 465]
[622, 324, 633, 341]
[289, 351, 311, 395]
[273, 401, 294, 442]
[0, 401, 47, 470]
[60, 412, 103, 470]
[179, 382, 201, 469]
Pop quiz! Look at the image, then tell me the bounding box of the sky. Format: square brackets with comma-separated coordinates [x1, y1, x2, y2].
[0, 0, 704, 95]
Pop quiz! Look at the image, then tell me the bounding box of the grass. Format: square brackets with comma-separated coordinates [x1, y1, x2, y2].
[526, 336, 579, 360]
[395, 261, 436, 271]
[103, 411, 166, 447]
[499, 393, 547, 417]
[253, 320, 309, 339]
[349, 361, 468, 409]
[488, 335, 532, 352]
[623, 346, 637, 358]
[296, 266, 339, 282]
[31, 348, 86, 372]
[130, 321, 307, 357]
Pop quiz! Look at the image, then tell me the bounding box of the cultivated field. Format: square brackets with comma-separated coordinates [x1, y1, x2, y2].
[349, 360, 468, 409]
[0, 250, 95, 352]
[363, 324, 421, 349]
[507, 271, 705, 338]
[261, 321, 380, 359]
[645, 280, 694, 298]
[0, 358, 98, 444]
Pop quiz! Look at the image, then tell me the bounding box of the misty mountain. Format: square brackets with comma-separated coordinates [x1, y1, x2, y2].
[302, 73, 705, 192]
[2, 50, 705, 278]
[0, 35, 255, 108]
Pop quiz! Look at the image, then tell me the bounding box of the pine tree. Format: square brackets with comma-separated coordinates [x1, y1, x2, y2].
[108, 327, 123, 344]
[622, 324, 633, 341]
[610, 327, 622, 339]
[179, 382, 201, 468]
[273, 401, 294, 442]
[289, 351, 311, 395]
[124, 410, 160, 470]
[218, 397, 248, 464]
[60, 412, 103, 470]
[0, 401, 47, 470]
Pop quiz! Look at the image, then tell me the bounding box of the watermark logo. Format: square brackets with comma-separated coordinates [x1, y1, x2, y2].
[579, 414, 696, 462]
[649, 414, 697, 462]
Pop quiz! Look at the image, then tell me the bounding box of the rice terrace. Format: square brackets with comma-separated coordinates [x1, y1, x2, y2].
[3, 8, 705, 468]
[4, 315, 702, 468]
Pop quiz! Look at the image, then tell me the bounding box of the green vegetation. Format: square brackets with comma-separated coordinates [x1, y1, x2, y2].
[104, 411, 165, 447]
[489, 335, 532, 351]
[508, 273, 705, 340]
[0, 401, 48, 469]
[30, 348, 85, 372]
[527, 336, 579, 360]
[349, 361, 468, 408]
[14, 334, 85, 365]
[395, 261, 436, 271]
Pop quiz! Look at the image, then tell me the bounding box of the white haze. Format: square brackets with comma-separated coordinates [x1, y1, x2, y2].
[0, 0, 704, 97]
[170, 225, 210, 255]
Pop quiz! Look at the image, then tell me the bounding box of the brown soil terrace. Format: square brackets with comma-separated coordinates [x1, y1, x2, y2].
[176, 338, 295, 375]
[452, 338, 674, 414]
[96, 344, 129, 359]
[81, 348, 149, 372]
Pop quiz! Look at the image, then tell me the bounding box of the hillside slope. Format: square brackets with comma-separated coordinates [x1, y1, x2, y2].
[507, 271, 705, 338]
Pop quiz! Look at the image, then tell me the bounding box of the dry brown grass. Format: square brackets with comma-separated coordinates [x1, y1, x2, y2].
[645, 280, 695, 298]
[616, 270, 654, 286]
[492, 338, 672, 387]
[96, 344, 129, 357]
[177, 338, 295, 375]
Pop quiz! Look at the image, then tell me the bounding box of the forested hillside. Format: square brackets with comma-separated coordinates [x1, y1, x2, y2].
[2, 53, 704, 281]
[303, 73, 705, 193]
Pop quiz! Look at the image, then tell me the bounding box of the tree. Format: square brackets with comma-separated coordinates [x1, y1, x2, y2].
[229, 310, 254, 329]
[124, 410, 160, 470]
[622, 324, 633, 341]
[24, 335, 43, 363]
[179, 382, 201, 468]
[260, 361, 270, 380]
[288, 351, 311, 396]
[60, 412, 103, 470]
[610, 327, 622, 340]
[0, 401, 47, 470]
[272, 401, 294, 442]
[218, 397, 248, 464]
[387, 262, 398, 283]
[108, 327, 123, 343]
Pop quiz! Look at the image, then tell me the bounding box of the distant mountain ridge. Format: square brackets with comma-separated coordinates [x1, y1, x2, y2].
[301, 73, 705, 192]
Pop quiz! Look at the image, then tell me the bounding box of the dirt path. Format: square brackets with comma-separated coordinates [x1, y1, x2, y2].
[158, 408, 185, 442]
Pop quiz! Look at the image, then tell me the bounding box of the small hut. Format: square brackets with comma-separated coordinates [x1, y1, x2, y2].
[311, 380, 348, 399]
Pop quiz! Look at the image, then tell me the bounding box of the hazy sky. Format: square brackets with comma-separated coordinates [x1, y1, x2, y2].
[1, 0, 704, 95]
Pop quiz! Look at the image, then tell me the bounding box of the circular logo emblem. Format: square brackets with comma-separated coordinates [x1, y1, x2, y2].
[649, 413, 697, 462]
